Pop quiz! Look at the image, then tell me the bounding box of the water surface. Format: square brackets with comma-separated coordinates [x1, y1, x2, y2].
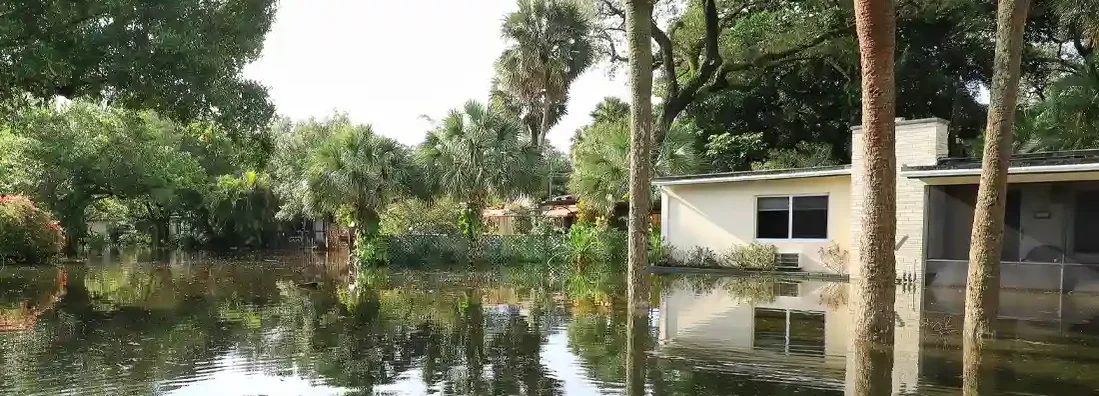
[2, 252, 1098, 395]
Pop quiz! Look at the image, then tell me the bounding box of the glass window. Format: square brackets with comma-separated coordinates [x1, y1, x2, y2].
[756, 195, 828, 239]
[756, 197, 790, 239]
[792, 196, 828, 239]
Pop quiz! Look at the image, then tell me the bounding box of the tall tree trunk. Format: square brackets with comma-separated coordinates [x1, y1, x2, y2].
[847, 337, 894, 396]
[965, 0, 1029, 340]
[852, 0, 898, 344]
[539, 73, 552, 147]
[962, 334, 998, 396]
[625, 0, 654, 312]
[626, 302, 649, 396]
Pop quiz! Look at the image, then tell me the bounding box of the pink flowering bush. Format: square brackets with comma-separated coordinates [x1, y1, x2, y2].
[0, 195, 65, 264]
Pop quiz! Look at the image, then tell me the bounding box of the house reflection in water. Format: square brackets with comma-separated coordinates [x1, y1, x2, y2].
[658, 275, 1099, 395]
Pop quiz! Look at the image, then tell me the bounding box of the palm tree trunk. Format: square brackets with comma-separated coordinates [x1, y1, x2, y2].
[539, 72, 552, 147]
[965, 0, 1030, 340]
[625, 0, 654, 313]
[852, 0, 898, 344]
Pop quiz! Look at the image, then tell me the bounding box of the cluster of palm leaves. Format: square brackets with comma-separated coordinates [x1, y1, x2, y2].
[271, 102, 554, 244]
[492, 0, 595, 146]
[569, 100, 700, 214]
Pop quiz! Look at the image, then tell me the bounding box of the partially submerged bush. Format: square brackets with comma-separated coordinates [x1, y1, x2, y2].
[723, 243, 778, 270]
[648, 225, 680, 266]
[563, 219, 626, 267]
[380, 198, 462, 235]
[0, 195, 64, 263]
[685, 246, 720, 267]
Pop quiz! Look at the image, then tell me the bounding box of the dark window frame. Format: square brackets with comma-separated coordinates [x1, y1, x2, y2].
[755, 194, 830, 240]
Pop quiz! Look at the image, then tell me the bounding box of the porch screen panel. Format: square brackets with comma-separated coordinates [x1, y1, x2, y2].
[1075, 191, 1099, 254]
[757, 197, 790, 239]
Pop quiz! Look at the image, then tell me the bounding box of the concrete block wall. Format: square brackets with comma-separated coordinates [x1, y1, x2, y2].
[848, 118, 949, 279]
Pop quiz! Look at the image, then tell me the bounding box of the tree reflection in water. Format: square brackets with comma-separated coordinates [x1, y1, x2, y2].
[4, 257, 1099, 395]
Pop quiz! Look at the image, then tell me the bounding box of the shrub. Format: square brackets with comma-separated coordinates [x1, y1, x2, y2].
[723, 243, 778, 270]
[648, 225, 681, 266]
[0, 195, 64, 263]
[380, 198, 462, 235]
[685, 246, 720, 267]
[563, 219, 626, 267]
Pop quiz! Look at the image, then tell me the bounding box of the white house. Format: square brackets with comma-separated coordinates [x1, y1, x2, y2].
[655, 118, 1099, 292]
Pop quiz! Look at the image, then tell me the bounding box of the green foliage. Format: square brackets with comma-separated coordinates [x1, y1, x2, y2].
[685, 247, 720, 267]
[703, 132, 767, 172]
[379, 198, 463, 235]
[0, 195, 64, 263]
[569, 102, 699, 213]
[0, 0, 277, 137]
[648, 225, 680, 266]
[9, 100, 206, 249]
[722, 243, 778, 270]
[203, 171, 280, 249]
[418, 101, 544, 213]
[492, 0, 595, 145]
[562, 219, 626, 267]
[751, 142, 839, 170]
[295, 116, 422, 240]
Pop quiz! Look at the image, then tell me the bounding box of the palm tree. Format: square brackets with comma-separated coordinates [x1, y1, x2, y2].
[417, 100, 543, 234]
[570, 120, 698, 214]
[965, 0, 1031, 342]
[850, 0, 898, 364]
[303, 121, 420, 244]
[624, 0, 654, 312]
[495, 0, 595, 146]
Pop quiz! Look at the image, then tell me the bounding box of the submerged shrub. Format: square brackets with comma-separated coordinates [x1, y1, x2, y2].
[724, 243, 778, 270]
[563, 219, 626, 267]
[0, 195, 64, 263]
[648, 226, 681, 266]
[685, 246, 720, 267]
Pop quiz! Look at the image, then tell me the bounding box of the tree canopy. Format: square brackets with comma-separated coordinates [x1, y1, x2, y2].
[0, 0, 277, 137]
[492, 0, 595, 146]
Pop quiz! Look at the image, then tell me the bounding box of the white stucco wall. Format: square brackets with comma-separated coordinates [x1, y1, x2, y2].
[660, 175, 852, 274]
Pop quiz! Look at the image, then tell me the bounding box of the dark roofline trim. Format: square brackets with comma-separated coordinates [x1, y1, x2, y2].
[653, 165, 851, 186]
[903, 149, 1099, 176]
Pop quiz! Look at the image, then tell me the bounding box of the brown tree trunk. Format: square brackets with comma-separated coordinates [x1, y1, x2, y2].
[852, 0, 898, 344]
[965, 0, 1029, 340]
[626, 302, 649, 396]
[847, 337, 894, 396]
[962, 335, 998, 396]
[625, 0, 654, 312]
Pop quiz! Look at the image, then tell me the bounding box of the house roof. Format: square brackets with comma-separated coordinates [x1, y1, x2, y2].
[652, 165, 851, 186]
[901, 149, 1099, 177]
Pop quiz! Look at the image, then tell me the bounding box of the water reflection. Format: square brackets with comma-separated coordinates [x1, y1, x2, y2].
[2, 256, 1099, 395]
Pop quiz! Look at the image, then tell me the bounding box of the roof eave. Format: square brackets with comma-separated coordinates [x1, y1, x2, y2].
[901, 163, 1099, 178]
[653, 168, 851, 186]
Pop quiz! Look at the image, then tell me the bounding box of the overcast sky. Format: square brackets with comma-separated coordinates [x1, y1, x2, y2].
[242, 0, 629, 153]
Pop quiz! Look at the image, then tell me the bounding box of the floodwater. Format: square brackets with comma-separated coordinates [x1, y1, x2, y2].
[1, 252, 1098, 395]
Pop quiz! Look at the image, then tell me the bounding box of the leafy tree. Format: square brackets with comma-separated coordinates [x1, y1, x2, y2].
[702, 131, 766, 172]
[11, 101, 205, 252]
[493, 0, 595, 146]
[203, 171, 280, 249]
[569, 105, 698, 215]
[751, 141, 839, 170]
[300, 119, 422, 243]
[0, 0, 277, 137]
[268, 117, 333, 222]
[417, 100, 544, 233]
